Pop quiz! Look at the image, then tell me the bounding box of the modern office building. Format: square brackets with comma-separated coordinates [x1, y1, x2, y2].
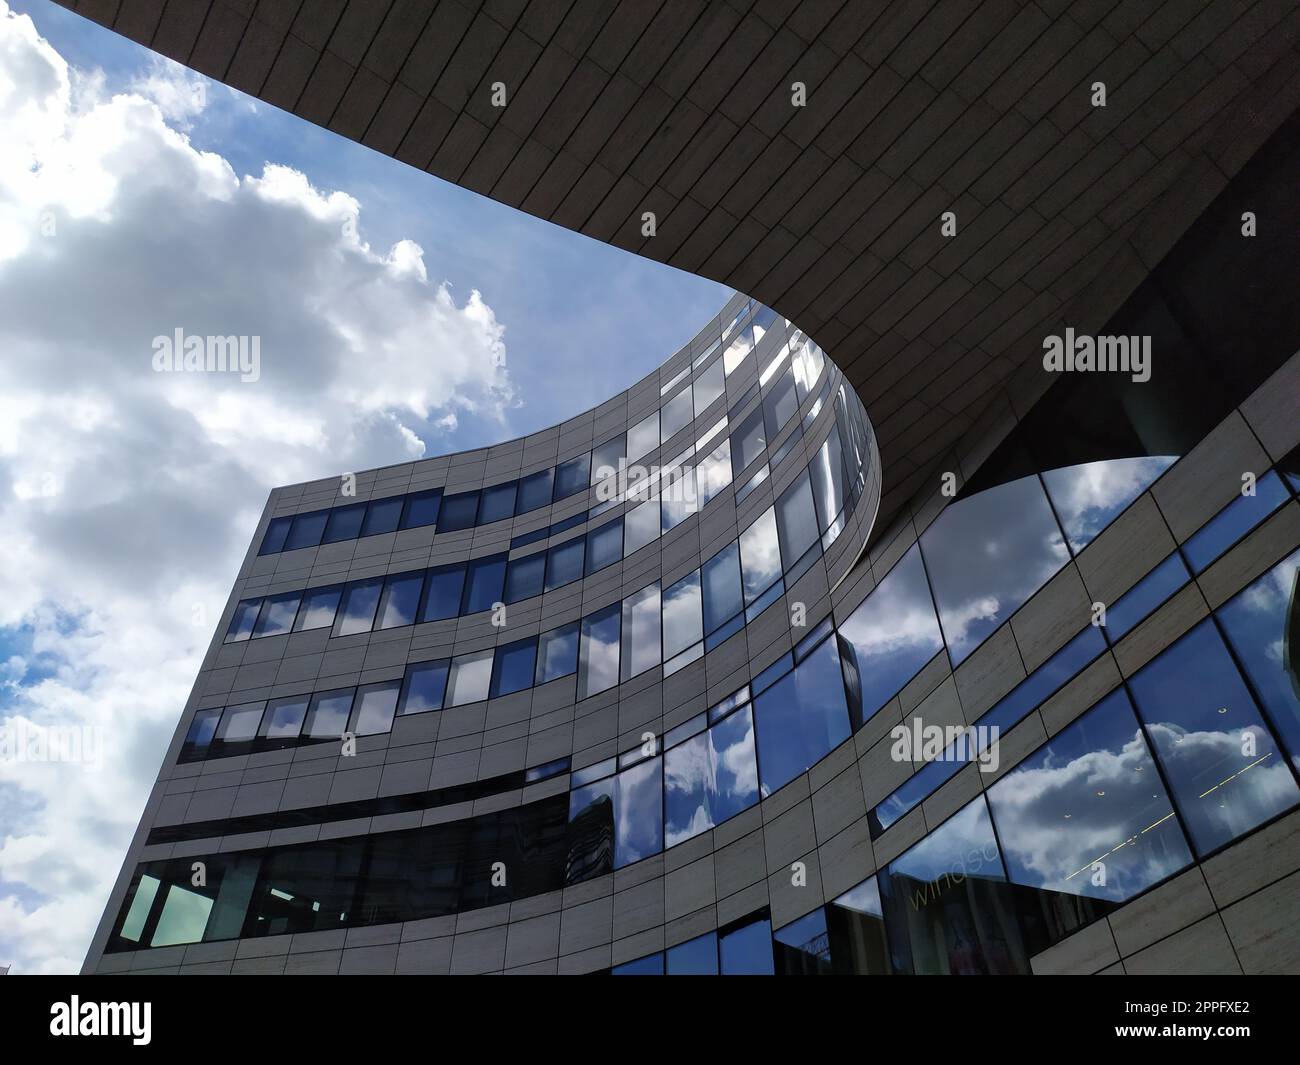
[72, 1, 1300, 974]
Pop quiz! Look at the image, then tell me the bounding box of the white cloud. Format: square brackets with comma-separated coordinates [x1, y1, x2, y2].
[0, 3, 514, 973]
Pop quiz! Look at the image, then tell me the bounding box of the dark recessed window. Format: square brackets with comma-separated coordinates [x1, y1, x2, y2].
[283, 511, 327, 551]
[517, 468, 554, 513]
[773, 910, 832, 975]
[462, 555, 506, 615]
[251, 592, 301, 639]
[322, 503, 365, 544]
[400, 489, 442, 529]
[334, 578, 382, 636]
[398, 660, 449, 715]
[361, 497, 403, 536]
[376, 572, 424, 629]
[546, 537, 585, 591]
[478, 481, 517, 524]
[292, 586, 342, 632]
[437, 492, 479, 532]
[586, 519, 623, 574]
[259, 516, 292, 555]
[420, 564, 466, 622]
[505, 552, 546, 604]
[826, 876, 889, 974]
[554, 453, 591, 500]
[490, 638, 538, 698]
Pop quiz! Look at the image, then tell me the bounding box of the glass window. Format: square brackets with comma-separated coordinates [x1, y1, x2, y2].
[753, 636, 850, 796]
[578, 604, 621, 699]
[399, 660, 449, 715]
[664, 704, 759, 846]
[616, 758, 662, 867]
[696, 439, 732, 507]
[693, 358, 725, 414]
[462, 555, 506, 614]
[536, 622, 580, 685]
[1128, 619, 1300, 855]
[732, 405, 766, 474]
[723, 325, 754, 375]
[662, 569, 703, 660]
[151, 884, 215, 948]
[447, 650, 494, 707]
[437, 491, 479, 532]
[920, 473, 1069, 666]
[809, 426, 847, 531]
[490, 638, 537, 698]
[505, 552, 545, 604]
[478, 481, 517, 524]
[182, 708, 221, 757]
[659, 457, 698, 532]
[334, 578, 382, 636]
[376, 572, 424, 630]
[322, 502, 366, 544]
[1106, 552, 1190, 640]
[591, 434, 626, 485]
[516, 468, 554, 513]
[586, 519, 623, 574]
[1217, 547, 1300, 769]
[1183, 469, 1290, 572]
[400, 488, 441, 529]
[1041, 457, 1175, 554]
[566, 758, 662, 878]
[259, 696, 308, 742]
[420, 564, 466, 622]
[660, 386, 693, 441]
[776, 469, 819, 570]
[554, 453, 591, 500]
[350, 681, 400, 736]
[612, 954, 663, 975]
[826, 876, 890, 974]
[774, 909, 833, 975]
[119, 874, 160, 942]
[702, 542, 743, 633]
[289, 582, 340, 631]
[546, 537, 585, 591]
[762, 362, 798, 439]
[303, 689, 354, 739]
[623, 496, 660, 556]
[987, 689, 1193, 916]
[225, 599, 260, 643]
[719, 915, 774, 975]
[791, 338, 825, 399]
[283, 511, 327, 551]
[836, 545, 944, 726]
[667, 932, 718, 974]
[739, 507, 782, 604]
[213, 701, 264, 751]
[621, 583, 662, 681]
[627, 411, 659, 462]
[361, 497, 403, 536]
[252, 592, 301, 638]
[259, 516, 292, 555]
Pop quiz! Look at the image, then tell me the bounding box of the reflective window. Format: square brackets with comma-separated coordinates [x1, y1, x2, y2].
[376, 572, 424, 629]
[578, 604, 621, 699]
[791, 338, 825, 399]
[554, 453, 591, 500]
[1128, 619, 1300, 855]
[774, 910, 833, 975]
[151, 884, 215, 948]
[693, 358, 725, 414]
[505, 552, 545, 604]
[752, 636, 851, 796]
[303, 689, 354, 739]
[627, 411, 659, 462]
[591, 434, 626, 484]
[361, 497, 403, 537]
[225, 600, 260, 643]
[437, 492, 479, 532]
[517, 468, 554, 513]
[659, 457, 698, 532]
[252, 592, 300, 638]
[836, 545, 944, 726]
[213, 702, 263, 752]
[259, 516, 292, 555]
[447, 649, 494, 707]
[664, 705, 759, 846]
[1041, 457, 1175, 553]
[350, 681, 400, 736]
[284, 511, 327, 551]
[612, 954, 663, 975]
[696, 439, 732, 507]
[621, 583, 662, 681]
[462, 555, 506, 614]
[776, 469, 819, 569]
[293, 586, 342, 632]
[762, 362, 798, 439]
[400, 488, 441, 529]
[420, 564, 466, 622]
[334, 578, 382, 636]
[260, 695, 308, 742]
[322, 502, 365, 544]
[826, 876, 890, 974]
[566, 758, 662, 877]
[667, 932, 718, 975]
[586, 519, 623, 574]
[719, 915, 774, 975]
[623, 496, 660, 555]
[662, 570, 703, 660]
[546, 537, 585, 591]
[809, 426, 847, 531]
[490, 639, 538, 698]
[536, 622, 580, 685]
[399, 660, 449, 715]
[723, 325, 754, 375]
[733, 405, 766, 474]
[478, 481, 517, 524]
[921, 474, 1069, 665]
[1217, 547, 1300, 769]
[702, 542, 743, 633]
[739, 508, 782, 604]
[661, 386, 693, 441]
[182, 708, 221, 757]
[1183, 469, 1290, 572]
[1105, 552, 1190, 640]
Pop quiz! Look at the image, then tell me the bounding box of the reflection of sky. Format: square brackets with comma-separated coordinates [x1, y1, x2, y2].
[615, 758, 662, 866]
[662, 572, 703, 658]
[580, 609, 620, 697]
[664, 707, 758, 846]
[833, 874, 883, 918]
[986, 691, 1192, 901]
[739, 508, 782, 600]
[1041, 457, 1175, 553]
[889, 798, 1004, 886]
[921, 474, 1069, 665]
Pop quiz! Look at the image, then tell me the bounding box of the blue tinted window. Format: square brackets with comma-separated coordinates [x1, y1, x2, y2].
[1218, 547, 1300, 770]
[462, 555, 506, 614]
[702, 542, 743, 633]
[566, 758, 662, 876]
[546, 537, 585, 591]
[554, 453, 591, 500]
[586, 519, 623, 574]
[871, 756, 963, 837]
[376, 572, 424, 629]
[662, 569, 703, 660]
[505, 553, 545, 604]
[1183, 470, 1290, 572]
[303, 689, 354, 739]
[183, 708, 221, 755]
[1041, 457, 1175, 553]
[666, 932, 718, 975]
[836, 545, 943, 725]
[773, 910, 832, 975]
[399, 660, 449, 715]
[284, 511, 327, 551]
[322, 503, 366, 544]
[478, 481, 517, 524]
[978, 624, 1106, 734]
[490, 639, 537, 698]
[361, 497, 403, 536]
[517, 468, 554, 512]
[665, 705, 759, 846]
[536, 623, 580, 685]
[225, 599, 261, 643]
[826, 876, 889, 974]
[578, 604, 620, 699]
[1128, 619, 1300, 855]
[259, 516, 292, 555]
[420, 564, 466, 622]
[437, 492, 479, 532]
[292, 586, 341, 631]
[1105, 552, 1190, 640]
[612, 953, 663, 975]
[252, 592, 300, 638]
[752, 636, 850, 796]
[334, 579, 382, 636]
[719, 916, 774, 975]
[400, 489, 441, 529]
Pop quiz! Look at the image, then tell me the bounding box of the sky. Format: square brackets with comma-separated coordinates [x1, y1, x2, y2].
[0, 0, 729, 973]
